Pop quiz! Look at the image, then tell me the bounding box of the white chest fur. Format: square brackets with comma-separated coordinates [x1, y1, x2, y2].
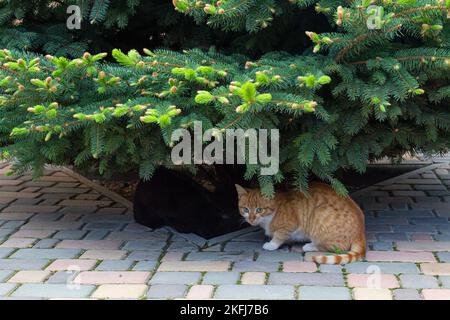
[258, 215, 310, 243]
[258, 215, 274, 236]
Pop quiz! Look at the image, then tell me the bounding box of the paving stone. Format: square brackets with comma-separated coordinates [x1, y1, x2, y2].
[56, 240, 122, 250]
[82, 214, 132, 223]
[158, 261, 230, 272]
[132, 261, 158, 271]
[83, 222, 124, 231]
[150, 272, 201, 285]
[35, 184, 79, 193]
[376, 233, 408, 241]
[393, 225, 437, 233]
[0, 259, 49, 270]
[389, 202, 410, 210]
[371, 242, 394, 251]
[319, 265, 343, 273]
[0, 283, 17, 296]
[21, 221, 83, 230]
[11, 248, 81, 259]
[282, 262, 317, 273]
[2, 205, 60, 213]
[123, 223, 152, 233]
[233, 261, 280, 272]
[80, 250, 127, 260]
[421, 263, 450, 275]
[398, 178, 442, 185]
[366, 251, 436, 262]
[52, 230, 87, 240]
[409, 234, 434, 241]
[439, 276, 450, 288]
[83, 230, 109, 240]
[414, 196, 443, 203]
[186, 252, 254, 262]
[268, 273, 344, 286]
[215, 285, 295, 300]
[232, 230, 266, 242]
[29, 213, 62, 222]
[410, 217, 449, 225]
[74, 194, 100, 200]
[186, 285, 214, 299]
[147, 284, 187, 299]
[10, 230, 54, 239]
[298, 286, 351, 300]
[0, 229, 14, 238]
[59, 200, 112, 207]
[434, 234, 450, 241]
[96, 207, 127, 214]
[436, 210, 450, 218]
[58, 206, 98, 215]
[33, 239, 60, 249]
[366, 217, 409, 225]
[344, 262, 419, 274]
[438, 225, 450, 234]
[392, 190, 427, 197]
[1, 221, 26, 229]
[377, 210, 433, 218]
[347, 274, 399, 289]
[8, 271, 50, 283]
[256, 251, 304, 262]
[241, 272, 266, 285]
[0, 270, 13, 282]
[0, 248, 14, 259]
[92, 284, 147, 299]
[411, 202, 450, 210]
[45, 271, 78, 284]
[126, 251, 161, 261]
[437, 252, 450, 262]
[75, 271, 151, 284]
[122, 240, 165, 251]
[353, 288, 392, 300]
[393, 289, 422, 300]
[202, 272, 240, 285]
[399, 274, 439, 289]
[380, 184, 412, 191]
[166, 241, 199, 252]
[0, 213, 34, 221]
[366, 225, 393, 232]
[224, 241, 266, 252]
[46, 259, 97, 271]
[96, 260, 133, 271]
[12, 284, 95, 298]
[161, 252, 184, 261]
[415, 184, 447, 190]
[422, 289, 450, 300]
[106, 230, 169, 241]
[0, 191, 40, 199]
[396, 241, 450, 252]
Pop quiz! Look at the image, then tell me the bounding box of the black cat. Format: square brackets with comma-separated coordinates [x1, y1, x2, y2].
[133, 166, 245, 239]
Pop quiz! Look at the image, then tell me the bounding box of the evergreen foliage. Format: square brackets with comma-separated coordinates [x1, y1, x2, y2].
[0, 0, 449, 196]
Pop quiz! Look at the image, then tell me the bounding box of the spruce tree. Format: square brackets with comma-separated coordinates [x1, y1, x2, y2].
[0, 0, 449, 196]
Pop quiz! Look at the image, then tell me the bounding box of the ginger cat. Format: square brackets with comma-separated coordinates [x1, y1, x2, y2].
[235, 183, 366, 264]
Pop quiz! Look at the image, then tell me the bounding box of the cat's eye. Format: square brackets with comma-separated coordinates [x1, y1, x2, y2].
[255, 208, 263, 213]
[242, 208, 249, 214]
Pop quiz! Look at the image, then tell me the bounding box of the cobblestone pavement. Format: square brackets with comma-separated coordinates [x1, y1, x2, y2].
[1, 162, 450, 300]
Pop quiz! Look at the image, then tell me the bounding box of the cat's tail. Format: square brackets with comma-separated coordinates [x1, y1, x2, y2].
[311, 237, 366, 265]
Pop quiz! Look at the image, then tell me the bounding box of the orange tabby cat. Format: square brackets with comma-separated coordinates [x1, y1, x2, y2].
[235, 183, 366, 264]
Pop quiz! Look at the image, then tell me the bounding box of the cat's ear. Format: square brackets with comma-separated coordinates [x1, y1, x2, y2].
[235, 184, 247, 197]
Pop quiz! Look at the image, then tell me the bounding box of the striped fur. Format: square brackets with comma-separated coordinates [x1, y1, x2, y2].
[311, 237, 366, 265]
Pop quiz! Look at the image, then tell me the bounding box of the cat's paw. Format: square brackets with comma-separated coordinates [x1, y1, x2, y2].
[302, 242, 319, 252]
[263, 242, 280, 251]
